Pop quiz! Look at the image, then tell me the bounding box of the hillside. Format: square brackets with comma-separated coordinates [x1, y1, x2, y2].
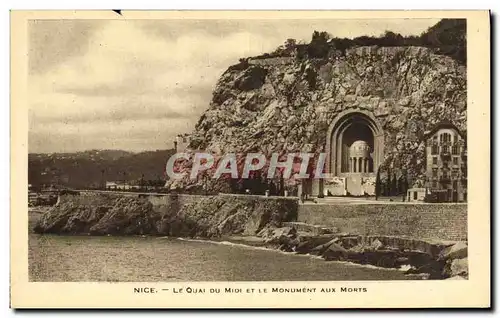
[167, 19, 467, 193]
[28, 149, 175, 189]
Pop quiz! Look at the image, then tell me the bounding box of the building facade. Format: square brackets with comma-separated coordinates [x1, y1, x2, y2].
[407, 188, 427, 202]
[307, 109, 384, 197]
[303, 114, 467, 201]
[174, 134, 192, 153]
[105, 181, 139, 191]
[425, 122, 467, 202]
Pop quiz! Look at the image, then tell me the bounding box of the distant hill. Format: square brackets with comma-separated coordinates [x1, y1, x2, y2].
[28, 149, 175, 189]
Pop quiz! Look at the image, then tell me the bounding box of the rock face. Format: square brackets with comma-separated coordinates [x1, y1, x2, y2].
[440, 241, 469, 279]
[34, 194, 298, 238]
[256, 224, 467, 279]
[168, 46, 466, 191]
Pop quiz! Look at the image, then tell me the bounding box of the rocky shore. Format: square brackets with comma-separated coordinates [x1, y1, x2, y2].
[32, 193, 467, 280]
[33, 194, 298, 237]
[250, 225, 468, 280]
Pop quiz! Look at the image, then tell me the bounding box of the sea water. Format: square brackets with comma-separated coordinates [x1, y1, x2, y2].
[29, 234, 413, 282]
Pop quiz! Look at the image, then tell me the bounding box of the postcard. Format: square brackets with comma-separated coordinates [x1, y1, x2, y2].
[11, 10, 490, 308]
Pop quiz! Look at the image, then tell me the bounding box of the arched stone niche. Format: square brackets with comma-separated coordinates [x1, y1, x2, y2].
[326, 109, 384, 175]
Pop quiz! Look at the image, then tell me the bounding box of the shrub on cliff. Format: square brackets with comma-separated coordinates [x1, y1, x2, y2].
[420, 19, 466, 64]
[267, 19, 466, 65]
[307, 31, 331, 58]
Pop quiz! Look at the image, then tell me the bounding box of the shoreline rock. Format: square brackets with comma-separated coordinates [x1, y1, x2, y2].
[33, 193, 298, 238]
[32, 193, 468, 280]
[252, 224, 468, 280]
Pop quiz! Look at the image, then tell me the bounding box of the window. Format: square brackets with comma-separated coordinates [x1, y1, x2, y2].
[431, 145, 438, 155]
[453, 134, 458, 143]
[442, 145, 449, 153]
[413, 192, 418, 200]
[453, 181, 458, 189]
[432, 181, 437, 188]
[452, 157, 459, 165]
[432, 157, 438, 165]
[443, 133, 451, 143]
[452, 145, 459, 155]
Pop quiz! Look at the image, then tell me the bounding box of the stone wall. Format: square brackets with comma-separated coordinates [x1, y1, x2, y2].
[248, 57, 294, 66]
[41, 192, 467, 242]
[298, 203, 467, 241]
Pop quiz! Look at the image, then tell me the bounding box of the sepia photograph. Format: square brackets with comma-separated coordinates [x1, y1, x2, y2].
[11, 10, 490, 308]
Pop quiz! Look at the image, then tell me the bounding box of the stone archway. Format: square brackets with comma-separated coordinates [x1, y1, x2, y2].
[326, 109, 384, 176]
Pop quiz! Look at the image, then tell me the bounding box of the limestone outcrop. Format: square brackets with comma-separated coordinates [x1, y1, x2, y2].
[168, 45, 466, 192]
[33, 194, 298, 238]
[256, 224, 468, 280]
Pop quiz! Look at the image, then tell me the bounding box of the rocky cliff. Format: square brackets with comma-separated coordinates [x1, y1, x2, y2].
[168, 45, 466, 191]
[33, 194, 298, 237]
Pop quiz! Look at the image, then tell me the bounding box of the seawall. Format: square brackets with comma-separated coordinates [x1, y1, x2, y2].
[297, 203, 467, 241]
[32, 192, 468, 279]
[36, 192, 467, 242]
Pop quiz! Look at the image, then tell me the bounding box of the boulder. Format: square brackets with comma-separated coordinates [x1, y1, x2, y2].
[369, 239, 384, 251]
[438, 241, 468, 261]
[322, 242, 348, 261]
[294, 235, 337, 254]
[445, 275, 467, 280]
[261, 226, 299, 250]
[449, 257, 468, 278]
[89, 197, 159, 235]
[310, 237, 339, 255]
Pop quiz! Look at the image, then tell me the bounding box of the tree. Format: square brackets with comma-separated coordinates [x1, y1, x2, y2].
[401, 172, 410, 201]
[308, 30, 331, 58]
[385, 171, 392, 196]
[375, 167, 382, 200]
[391, 173, 398, 196]
[140, 173, 145, 190]
[381, 31, 404, 46]
[284, 38, 297, 51]
[101, 169, 105, 190]
[419, 19, 466, 64]
[279, 173, 285, 196]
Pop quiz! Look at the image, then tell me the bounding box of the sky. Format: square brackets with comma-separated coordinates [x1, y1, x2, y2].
[28, 18, 440, 153]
